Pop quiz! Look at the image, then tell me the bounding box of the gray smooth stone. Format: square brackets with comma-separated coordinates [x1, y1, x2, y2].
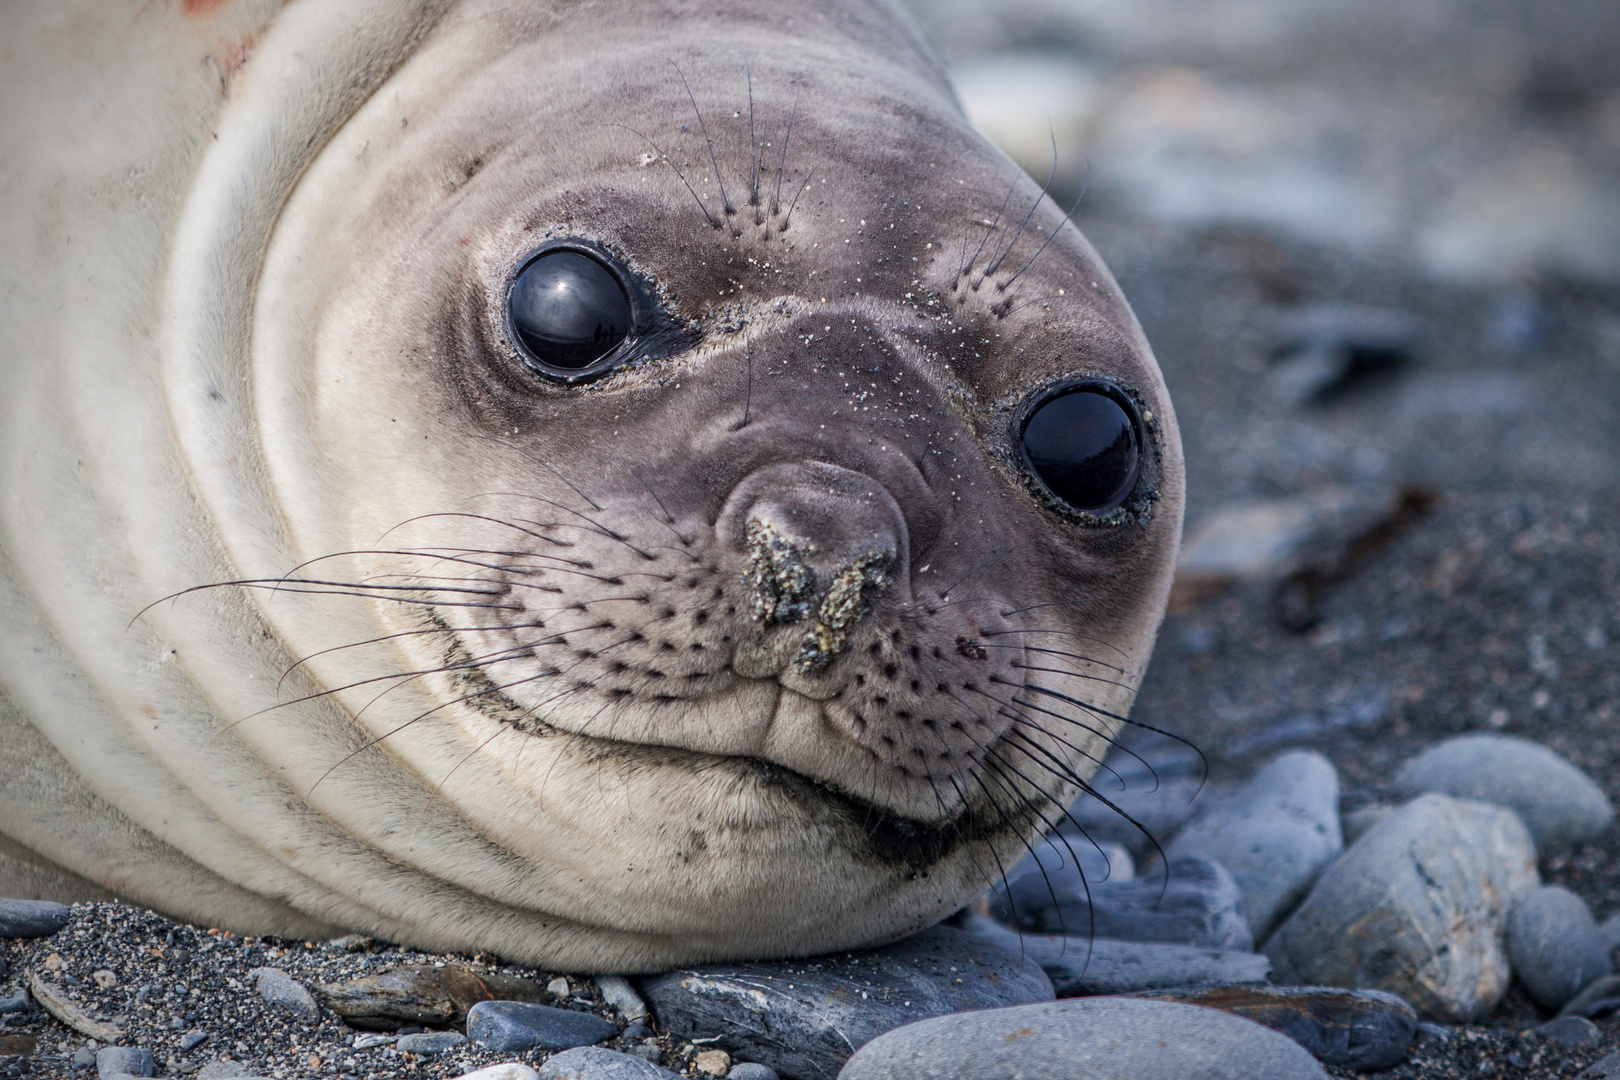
[960, 914, 1269, 996]
[1391, 734, 1615, 852]
[0, 898, 70, 938]
[1340, 805, 1395, 847]
[1583, 1050, 1620, 1079]
[1059, 743, 1211, 855]
[1556, 975, 1620, 1019]
[1127, 983, 1416, 1071]
[1265, 794, 1539, 1022]
[729, 1066, 780, 1080]
[0, 990, 26, 1014]
[396, 1031, 468, 1054]
[1533, 1015, 1603, 1048]
[539, 1047, 682, 1080]
[640, 925, 1053, 1080]
[1508, 885, 1612, 1009]
[466, 1000, 616, 1052]
[248, 968, 319, 1022]
[97, 1047, 155, 1078]
[836, 998, 1329, 1080]
[987, 835, 1134, 929]
[1167, 750, 1343, 940]
[1033, 857, 1251, 949]
[594, 975, 648, 1022]
[1599, 912, 1620, 954]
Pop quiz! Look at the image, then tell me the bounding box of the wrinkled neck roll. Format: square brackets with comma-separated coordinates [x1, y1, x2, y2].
[0, 0, 1183, 970]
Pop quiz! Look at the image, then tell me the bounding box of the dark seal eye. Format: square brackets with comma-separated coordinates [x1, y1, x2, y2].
[508, 249, 631, 376]
[1020, 385, 1142, 514]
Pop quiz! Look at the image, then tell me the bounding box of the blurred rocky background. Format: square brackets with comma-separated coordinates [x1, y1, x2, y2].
[904, 0, 1620, 1050]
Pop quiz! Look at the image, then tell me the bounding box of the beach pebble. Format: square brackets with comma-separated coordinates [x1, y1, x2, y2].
[1391, 734, 1614, 852]
[641, 924, 1052, 1080]
[1060, 742, 1210, 855]
[987, 835, 1133, 928]
[694, 1049, 731, 1075]
[0, 898, 71, 939]
[178, 1031, 209, 1052]
[0, 990, 26, 1014]
[1167, 750, 1343, 939]
[729, 1065, 780, 1080]
[960, 914, 1269, 996]
[594, 975, 649, 1022]
[1025, 856, 1251, 949]
[1265, 794, 1538, 1021]
[247, 968, 319, 1022]
[1127, 983, 1417, 1071]
[836, 997, 1329, 1080]
[1340, 804, 1395, 847]
[1557, 975, 1620, 1019]
[467, 1000, 616, 1052]
[539, 1046, 683, 1079]
[97, 1046, 155, 1077]
[396, 1030, 469, 1054]
[1582, 1050, 1620, 1079]
[1532, 1015, 1603, 1048]
[1508, 885, 1612, 1009]
[451, 1065, 541, 1080]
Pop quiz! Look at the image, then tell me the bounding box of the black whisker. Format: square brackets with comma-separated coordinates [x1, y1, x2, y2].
[984, 126, 1059, 279]
[999, 156, 1091, 293]
[670, 59, 733, 216]
[771, 89, 800, 215]
[606, 123, 718, 228]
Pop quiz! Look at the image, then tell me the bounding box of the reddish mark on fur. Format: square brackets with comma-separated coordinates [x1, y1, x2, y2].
[182, 0, 229, 16]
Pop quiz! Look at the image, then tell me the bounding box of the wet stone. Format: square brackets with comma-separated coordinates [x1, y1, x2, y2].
[1022, 856, 1251, 950]
[395, 1030, 468, 1054]
[538, 1046, 682, 1079]
[1264, 794, 1539, 1022]
[1127, 983, 1417, 1071]
[1533, 1015, 1603, 1048]
[1392, 734, 1615, 852]
[960, 914, 1269, 996]
[465, 1000, 616, 1053]
[836, 997, 1329, 1080]
[247, 968, 318, 1022]
[315, 964, 547, 1030]
[0, 899, 71, 939]
[1507, 885, 1612, 1009]
[97, 1046, 155, 1077]
[640, 925, 1053, 1080]
[1166, 750, 1343, 940]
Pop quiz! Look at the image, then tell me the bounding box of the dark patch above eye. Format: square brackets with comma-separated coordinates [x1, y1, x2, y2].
[507, 248, 631, 379]
[1019, 383, 1142, 515]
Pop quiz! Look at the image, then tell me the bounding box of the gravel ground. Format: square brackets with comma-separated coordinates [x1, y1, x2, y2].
[0, 904, 697, 1079]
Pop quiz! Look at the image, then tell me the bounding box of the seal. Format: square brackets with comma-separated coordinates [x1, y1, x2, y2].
[0, 0, 1183, 970]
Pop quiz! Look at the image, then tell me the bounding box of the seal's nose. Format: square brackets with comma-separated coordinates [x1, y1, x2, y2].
[718, 462, 911, 668]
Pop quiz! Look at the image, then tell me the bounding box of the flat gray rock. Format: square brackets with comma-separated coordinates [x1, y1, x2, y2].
[1533, 1016, 1603, 1048]
[836, 997, 1329, 1080]
[1031, 856, 1252, 949]
[1557, 975, 1620, 1019]
[97, 1046, 155, 1077]
[1391, 734, 1615, 852]
[1167, 750, 1343, 940]
[728, 1066, 781, 1080]
[1265, 794, 1539, 1022]
[960, 914, 1269, 995]
[639, 925, 1053, 1080]
[537, 1046, 682, 1079]
[1508, 885, 1612, 1009]
[987, 835, 1134, 929]
[247, 968, 319, 1022]
[0, 898, 71, 938]
[466, 1000, 616, 1052]
[1127, 983, 1417, 1071]
[396, 1031, 468, 1054]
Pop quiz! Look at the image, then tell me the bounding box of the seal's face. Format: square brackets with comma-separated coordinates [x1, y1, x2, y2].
[240, 9, 1182, 964]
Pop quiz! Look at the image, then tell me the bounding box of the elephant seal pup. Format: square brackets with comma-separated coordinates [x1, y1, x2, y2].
[0, 0, 1183, 970]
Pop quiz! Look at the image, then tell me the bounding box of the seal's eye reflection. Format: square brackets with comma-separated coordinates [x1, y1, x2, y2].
[508, 250, 630, 373]
[1020, 388, 1142, 514]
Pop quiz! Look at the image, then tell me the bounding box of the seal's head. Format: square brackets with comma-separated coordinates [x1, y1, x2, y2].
[71, 0, 1182, 969]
